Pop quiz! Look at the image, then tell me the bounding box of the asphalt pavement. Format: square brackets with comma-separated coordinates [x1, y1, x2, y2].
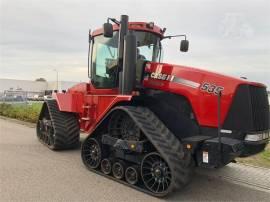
[0, 118, 269, 202]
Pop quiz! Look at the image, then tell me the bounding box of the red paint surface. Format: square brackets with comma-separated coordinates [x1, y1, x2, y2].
[54, 82, 132, 134]
[53, 61, 266, 135]
[92, 22, 164, 37]
[143, 62, 265, 127]
[53, 60, 265, 135]
[53, 18, 266, 134]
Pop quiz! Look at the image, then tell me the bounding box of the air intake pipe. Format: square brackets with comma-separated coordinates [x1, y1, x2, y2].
[118, 15, 129, 63]
[120, 31, 137, 95]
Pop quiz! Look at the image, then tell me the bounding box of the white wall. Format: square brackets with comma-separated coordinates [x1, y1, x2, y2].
[0, 78, 47, 92]
[47, 81, 78, 91]
[0, 78, 79, 93]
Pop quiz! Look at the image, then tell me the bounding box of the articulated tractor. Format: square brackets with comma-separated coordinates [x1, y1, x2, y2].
[37, 15, 269, 197]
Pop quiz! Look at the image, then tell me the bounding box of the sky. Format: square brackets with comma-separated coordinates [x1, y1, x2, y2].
[0, 0, 269, 87]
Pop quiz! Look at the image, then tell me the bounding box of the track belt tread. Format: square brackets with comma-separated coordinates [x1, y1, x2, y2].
[82, 105, 194, 197]
[37, 99, 80, 150]
[121, 106, 193, 192]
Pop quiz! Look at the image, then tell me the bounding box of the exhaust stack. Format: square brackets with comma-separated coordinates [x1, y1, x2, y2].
[121, 31, 137, 94]
[118, 15, 137, 95]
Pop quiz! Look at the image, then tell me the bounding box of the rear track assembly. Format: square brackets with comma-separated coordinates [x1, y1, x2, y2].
[36, 100, 80, 150]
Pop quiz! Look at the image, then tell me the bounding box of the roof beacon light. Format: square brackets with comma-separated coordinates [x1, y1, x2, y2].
[147, 22, 154, 29]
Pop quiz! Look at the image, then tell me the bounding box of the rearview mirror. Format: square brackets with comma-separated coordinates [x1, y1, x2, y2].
[103, 23, 113, 38]
[180, 40, 189, 52]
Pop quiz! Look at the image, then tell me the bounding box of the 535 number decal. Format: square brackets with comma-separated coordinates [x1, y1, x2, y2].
[200, 82, 224, 95]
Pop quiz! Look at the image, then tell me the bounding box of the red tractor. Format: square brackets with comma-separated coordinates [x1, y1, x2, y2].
[37, 15, 269, 197]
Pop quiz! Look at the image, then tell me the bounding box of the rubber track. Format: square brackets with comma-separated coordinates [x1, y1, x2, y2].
[83, 106, 194, 197]
[121, 106, 193, 194]
[37, 100, 80, 150]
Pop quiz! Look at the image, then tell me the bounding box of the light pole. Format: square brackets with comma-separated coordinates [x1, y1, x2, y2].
[53, 69, 59, 91]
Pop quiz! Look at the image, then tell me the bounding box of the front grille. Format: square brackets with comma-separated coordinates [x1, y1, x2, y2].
[223, 84, 269, 132]
[249, 86, 269, 131]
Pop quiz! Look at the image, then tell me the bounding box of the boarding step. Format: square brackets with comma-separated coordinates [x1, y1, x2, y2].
[81, 117, 90, 121]
[82, 105, 91, 109]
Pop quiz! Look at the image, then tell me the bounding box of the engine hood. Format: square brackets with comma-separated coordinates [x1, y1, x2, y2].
[143, 62, 267, 128]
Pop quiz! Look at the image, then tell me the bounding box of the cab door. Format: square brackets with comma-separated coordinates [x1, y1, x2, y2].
[84, 31, 128, 132]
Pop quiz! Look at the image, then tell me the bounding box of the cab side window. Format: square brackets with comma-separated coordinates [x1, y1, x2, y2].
[91, 32, 119, 88]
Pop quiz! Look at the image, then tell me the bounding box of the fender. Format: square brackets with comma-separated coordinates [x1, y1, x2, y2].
[53, 82, 132, 134]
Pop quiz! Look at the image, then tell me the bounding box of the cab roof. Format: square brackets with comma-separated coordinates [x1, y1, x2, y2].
[92, 22, 165, 38]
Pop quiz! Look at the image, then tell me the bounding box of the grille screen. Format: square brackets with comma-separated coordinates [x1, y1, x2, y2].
[223, 84, 269, 132]
[249, 86, 269, 131]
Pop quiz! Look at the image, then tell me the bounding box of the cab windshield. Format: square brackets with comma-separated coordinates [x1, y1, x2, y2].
[91, 31, 161, 88]
[136, 31, 161, 62]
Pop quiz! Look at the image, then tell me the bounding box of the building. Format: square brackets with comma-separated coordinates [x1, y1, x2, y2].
[0, 78, 79, 99]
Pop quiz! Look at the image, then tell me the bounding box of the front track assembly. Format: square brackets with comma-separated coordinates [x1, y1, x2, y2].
[81, 106, 193, 197]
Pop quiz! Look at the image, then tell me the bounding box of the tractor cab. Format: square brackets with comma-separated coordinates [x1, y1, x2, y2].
[88, 16, 189, 94]
[89, 28, 162, 89]
[89, 21, 164, 89]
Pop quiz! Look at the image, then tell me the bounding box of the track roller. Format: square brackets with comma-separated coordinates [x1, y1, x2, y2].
[112, 161, 126, 179]
[125, 166, 139, 185]
[101, 158, 112, 175]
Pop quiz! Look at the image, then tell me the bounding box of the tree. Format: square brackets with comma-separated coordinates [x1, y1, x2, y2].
[35, 78, 47, 82]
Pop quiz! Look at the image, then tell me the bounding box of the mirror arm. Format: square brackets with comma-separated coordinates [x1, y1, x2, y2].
[162, 34, 186, 40]
[107, 18, 120, 25]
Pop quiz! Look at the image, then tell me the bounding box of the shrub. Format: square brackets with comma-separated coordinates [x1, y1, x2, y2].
[0, 103, 42, 123]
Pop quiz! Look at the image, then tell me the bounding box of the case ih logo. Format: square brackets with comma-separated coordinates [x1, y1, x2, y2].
[150, 64, 174, 81]
[150, 72, 174, 81]
[148, 64, 203, 89]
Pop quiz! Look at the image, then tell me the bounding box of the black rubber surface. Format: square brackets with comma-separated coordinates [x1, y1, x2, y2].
[36, 99, 80, 150]
[81, 106, 194, 197]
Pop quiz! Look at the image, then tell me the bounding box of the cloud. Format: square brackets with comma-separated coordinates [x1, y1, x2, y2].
[0, 0, 269, 87]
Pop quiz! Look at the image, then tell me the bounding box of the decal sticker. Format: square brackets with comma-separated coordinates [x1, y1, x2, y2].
[150, 72, 173, 81]
[171, 77, 200, 88]
[148, 72, 200, 88]
[149, 64, 172, 81]
[203, 151, 209, 163]
[147, 64, 201, 89]
[200, 82, 224, 95]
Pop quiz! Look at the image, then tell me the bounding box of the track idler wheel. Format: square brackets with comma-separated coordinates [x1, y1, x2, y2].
[112, 161, 126, 179]
[141, 152, 172, 194]
[81, 138, 102, 169]
[125, 166, 139, 185]
[101, 158, 112, 175]
[108, 111, 141, 141]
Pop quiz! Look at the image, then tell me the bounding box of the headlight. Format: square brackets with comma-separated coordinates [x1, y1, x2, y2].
[245, 132, 269, 142]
